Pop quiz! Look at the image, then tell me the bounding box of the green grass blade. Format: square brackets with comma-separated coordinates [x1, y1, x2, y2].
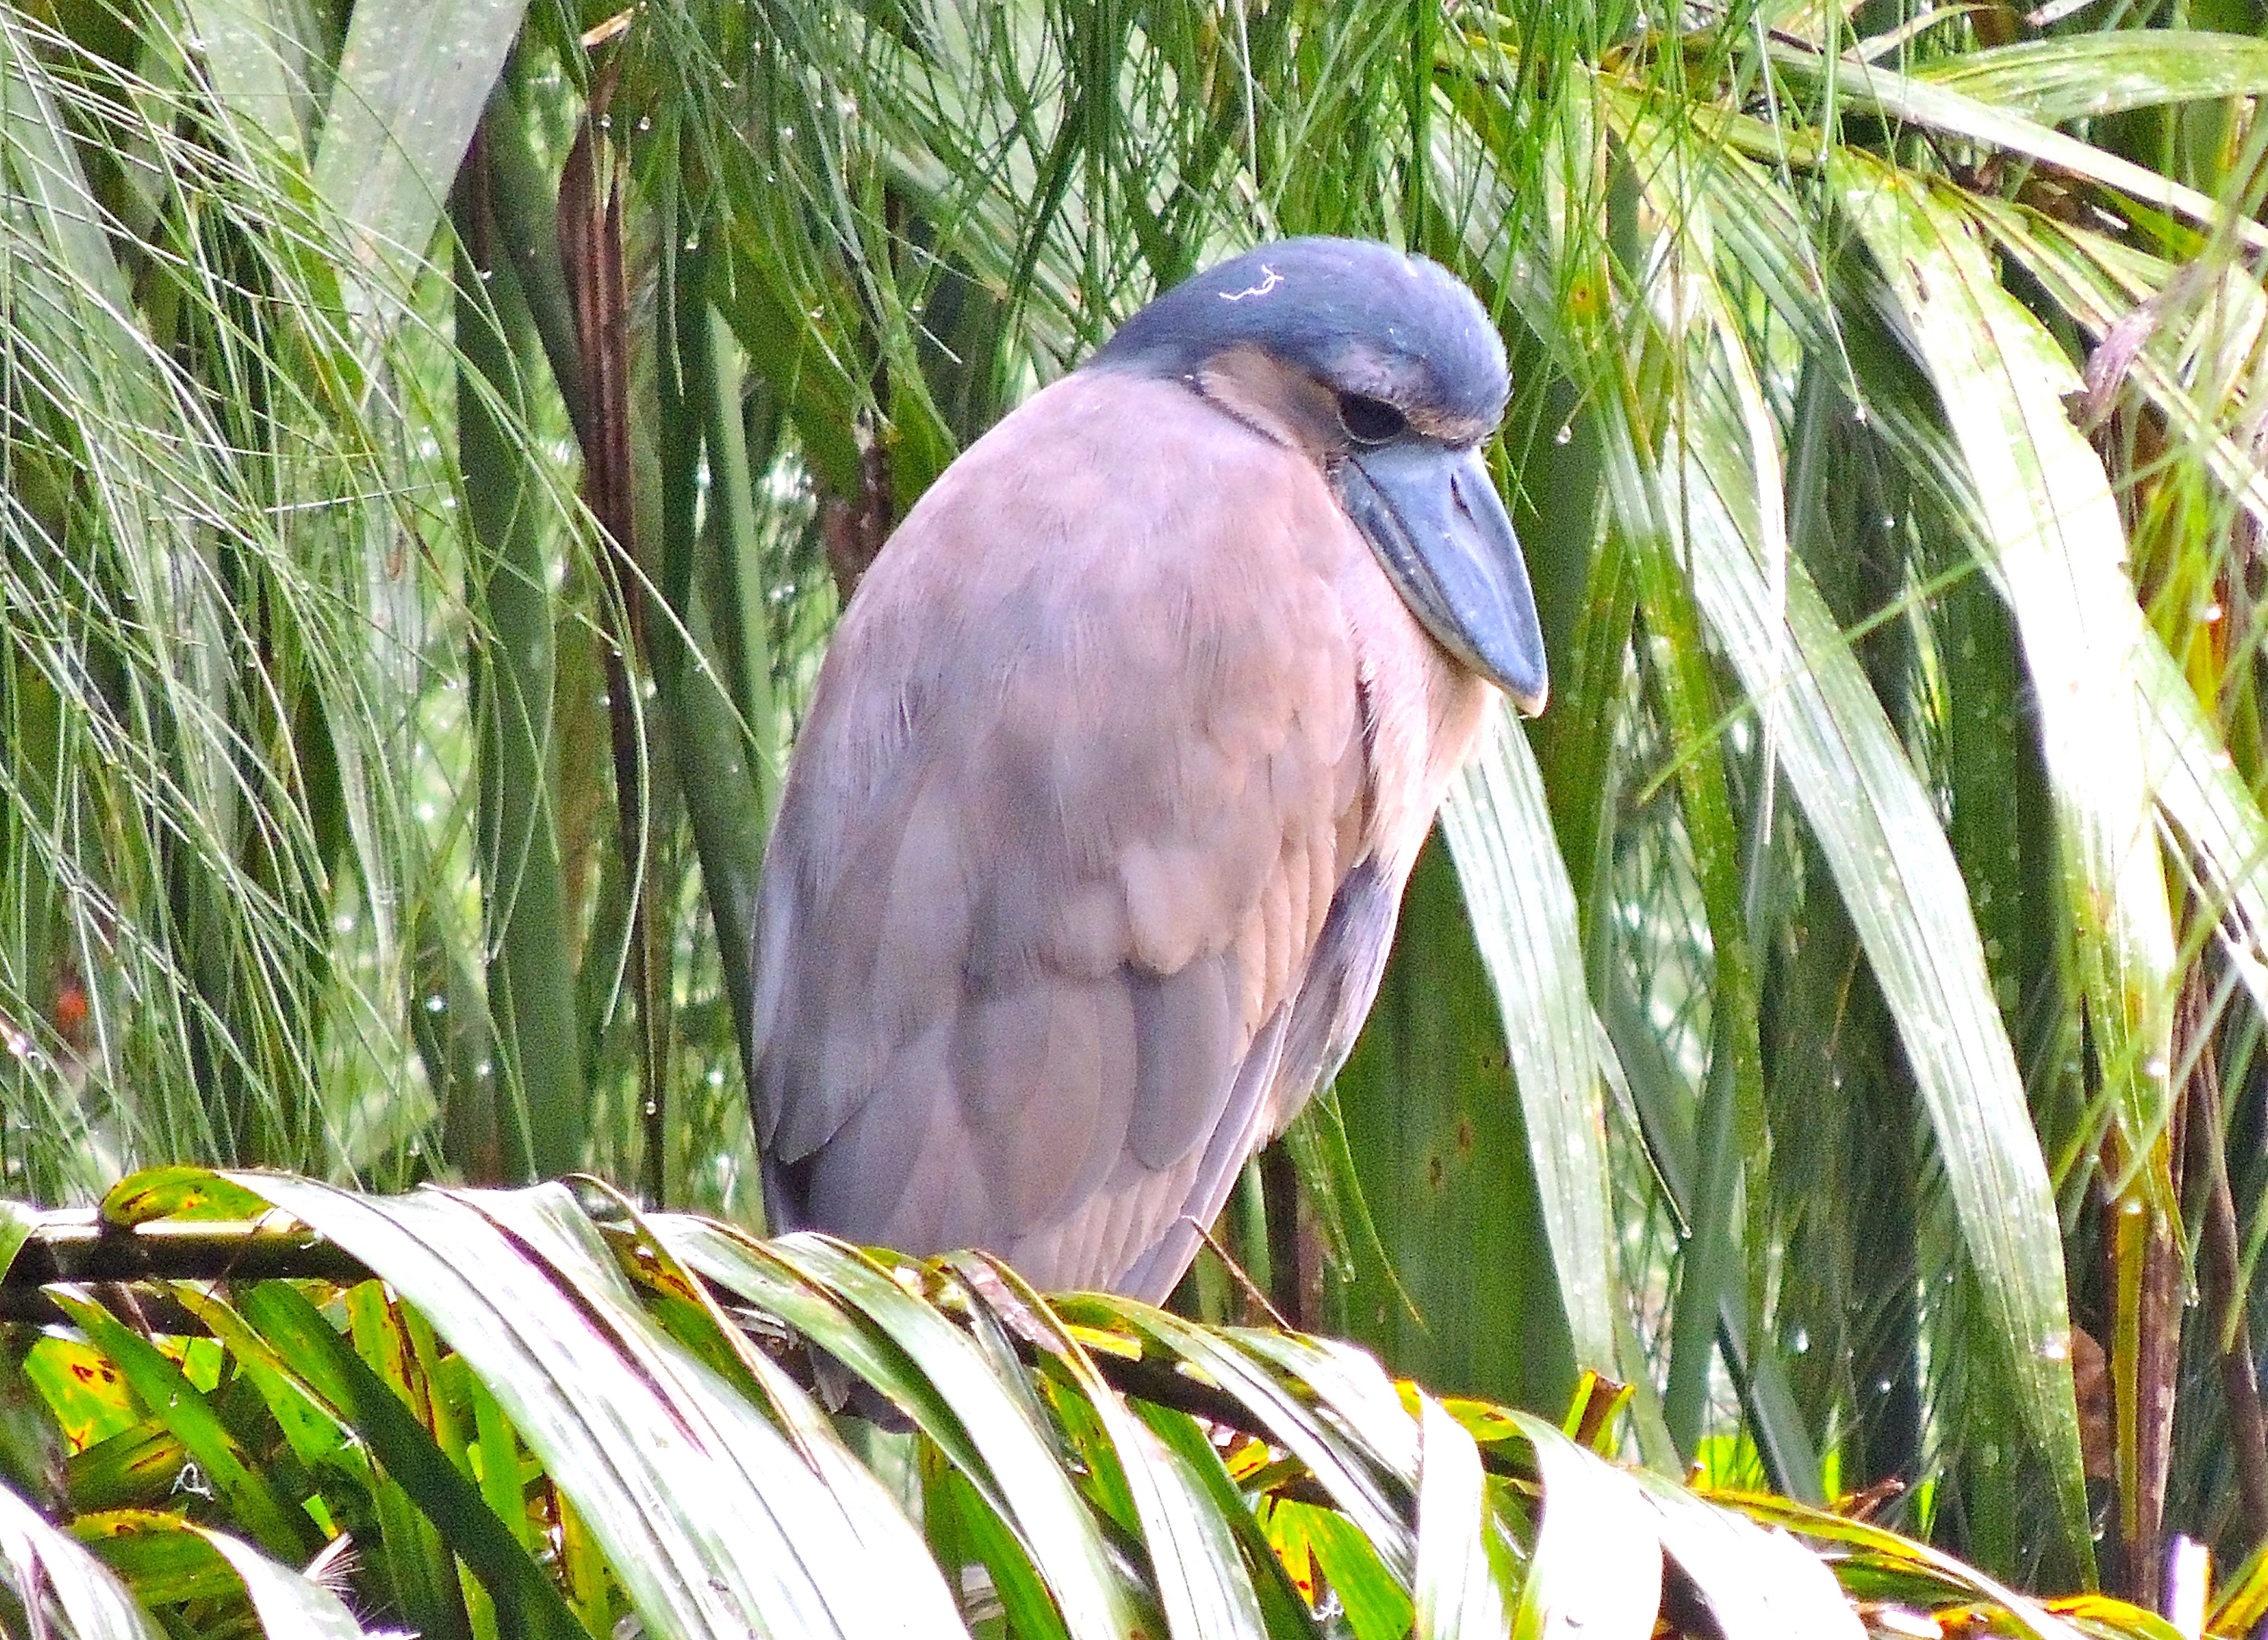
[1439, 714, 1620, 1384]
[344, 1282, 477, 1640]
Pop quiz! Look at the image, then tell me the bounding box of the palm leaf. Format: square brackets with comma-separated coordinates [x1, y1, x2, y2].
[0, 1175, 2145, 1639]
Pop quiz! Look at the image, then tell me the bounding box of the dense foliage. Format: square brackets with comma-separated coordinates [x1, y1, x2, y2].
[8, 0, 2268, 1622]
[0, 1173, 2195, 1639]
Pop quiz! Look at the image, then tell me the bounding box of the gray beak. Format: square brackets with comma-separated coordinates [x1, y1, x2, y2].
[1337, 442, 1549, 716]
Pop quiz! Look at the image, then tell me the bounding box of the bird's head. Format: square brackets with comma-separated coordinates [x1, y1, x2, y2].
[1094, 237, 1548, 716]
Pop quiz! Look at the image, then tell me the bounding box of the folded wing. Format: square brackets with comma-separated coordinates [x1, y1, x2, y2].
[752, 369, 1383, 1295]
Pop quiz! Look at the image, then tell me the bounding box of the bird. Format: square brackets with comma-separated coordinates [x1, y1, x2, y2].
[750, 236, 1547, 1301]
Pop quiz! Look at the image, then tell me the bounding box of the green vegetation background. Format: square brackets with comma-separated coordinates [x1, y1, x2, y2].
[9, 0, 2268, 1609]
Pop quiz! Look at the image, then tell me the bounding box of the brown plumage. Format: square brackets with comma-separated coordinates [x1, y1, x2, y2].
[753, 238, 1546, 1298]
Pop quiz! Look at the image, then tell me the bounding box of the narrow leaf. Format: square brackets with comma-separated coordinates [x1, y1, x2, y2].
[1833, 156, 2178, 1211]
[0, 1479, 167, 1640]
[2138, 638, 2268, 1016]
[45, 1292, 314, 1563]
[1631, 1473, 1861, 1640]
[680, 1225, 1145, 1640]
[1916, 34, 2268, 123]
[226, 1175, 962, 1640]
[1440, 713, 1621, 1384]
[1772, 45, 2268, 254]
[312, 0, 527, 297]
[1411, 1394, 1511, 1640]
[950, 1255, 1270, 1640]
[1507, 1414, 1661, 1640]
[186, 1525, 376, 1640]
[229, 1281, 589, 1640]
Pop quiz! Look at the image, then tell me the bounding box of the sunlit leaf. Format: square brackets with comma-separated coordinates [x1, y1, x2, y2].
[228, 1176, 964, 1640]
[0, 1480, 167, 1640]
[312, 0, 528, 296]
[1634, 1474, 1861, 1640]
[1916, 34, 2268, 123]
[1506, 1414, 1659, 1640]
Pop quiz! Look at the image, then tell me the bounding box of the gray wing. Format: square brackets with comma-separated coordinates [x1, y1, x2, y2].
[750, 370, 1373, 1295]
[1112, 857, 1400, 1300]
[1269, 857, 1398, 1123]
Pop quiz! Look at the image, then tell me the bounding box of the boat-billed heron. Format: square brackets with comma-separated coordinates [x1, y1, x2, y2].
[752, 237, 1546, 1300]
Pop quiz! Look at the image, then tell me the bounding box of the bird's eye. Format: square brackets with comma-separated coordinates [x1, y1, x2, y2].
[1336, 393, 1407, 445]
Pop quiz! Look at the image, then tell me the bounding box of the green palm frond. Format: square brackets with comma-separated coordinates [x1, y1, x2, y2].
[0, 1174, 2190, 1640]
